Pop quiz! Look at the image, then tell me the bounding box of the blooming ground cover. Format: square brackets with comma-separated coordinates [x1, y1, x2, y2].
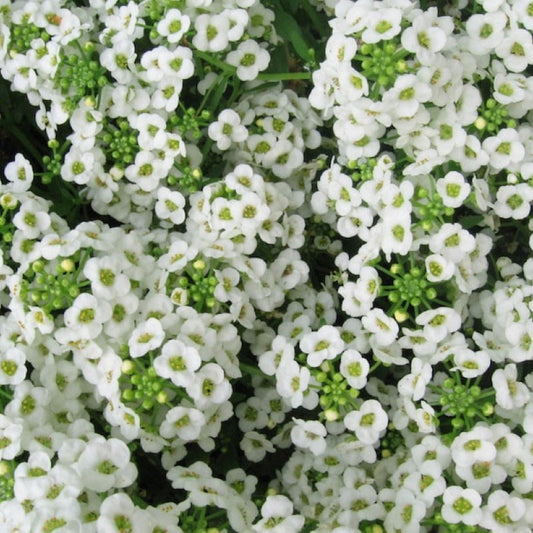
[0, 0, 533, 531]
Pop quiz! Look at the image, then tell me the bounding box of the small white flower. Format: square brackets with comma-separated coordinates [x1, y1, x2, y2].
[226, 39, 270, 81]
[362, 309, 399, 347]
[441, 486, 482, 526]
[252, 494, 305, 532]
[425, 253, 455, 283]
[63, 293, 112, 340]
[208, 109, 248, 150]
[361, 8, 402, 44]
[240, 431, 275, 462]
[290, 419, 327, 456]
[436, 171, 471, 209]
[493, 183, 533, 220]
[160, 406, 206, 441]
[76, 437, 137, 492]
[428, 223, 476, 263]
[483, 128, 525, 171]
[495, 28, 533, 73]
[344, 399, 388, 445]
[193, 13, 230, 52]
[186, 363, 232, 409]
[465, 12, 507, 55]
[153, 339, 201, 388]
[156, 8, 190, 43]
[339, 349, 369, 390]
[492, 364, 530, 410]
[155, 187, 186, 225]
[300, 325, 345, 367]
[4, 153, 33, 192]
[480, 490, 526, 532]
[128, 318, 165, 358]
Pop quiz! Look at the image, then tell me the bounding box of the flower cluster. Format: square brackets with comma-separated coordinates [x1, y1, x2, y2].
[1, 0, 533, 531]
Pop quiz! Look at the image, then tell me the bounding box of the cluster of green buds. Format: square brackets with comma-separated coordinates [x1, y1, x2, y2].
[347, 157, 378, 183]
[374, 255, 449, 324]
[474, 98, 517, 136]
[358, 40, 409, 90]
[19, 251, 90, 315]
[0, 191, 18, 252]
[432, 376, 494, 439]
[412, 185, 455, 232]
[311, 360, 359, 422]
[99, 118, 140, 170]
[170, 258, 220, 312]
[55, 43, 108, 109]
[0, 462, 14, 503]
[120, 357, 169, 415]
[167, 164, 203, 193]
[8, 16, 49, 55]
[169, 107, 211, 140]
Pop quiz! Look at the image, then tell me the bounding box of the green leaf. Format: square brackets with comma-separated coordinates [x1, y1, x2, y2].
[460, 215, 484, 229]
[270, 0, 314, 64]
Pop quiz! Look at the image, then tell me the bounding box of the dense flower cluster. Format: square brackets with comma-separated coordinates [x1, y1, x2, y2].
[1, 0, 533, 531]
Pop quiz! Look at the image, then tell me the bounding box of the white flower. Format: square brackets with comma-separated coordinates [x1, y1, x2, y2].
[160, 406, 205, 441]
[76, 437, 137, 492]
[63, 293, 112, 340]
[290, 419, 327, 456]
[451, 426, 497, 467]
[155, 187, 186, 225]
[384, 74, 432, 119]
[226, 39, 270, 81]
[495, 28, 533, 73]
[193, 13, 230, 52]
[493, 183, 533, 220]
[361, 8, 402, 44]
[83, 256, 131, 300]
[416, 306, 461, 343]
[153, 339, 201, 387]
[0, 346, 27, 386]
[275, 359, 310, 409]
[97, 493, 151, 533]
[252, 495, 305, 533]
[492, 364, 530, 410]
[339, 349, 369, 390]
[156, 8, 190, 43]
[428, 223, 476, 264]
[441, 486, 483, 526]
[186, 363, 231, 409]
[401, 8, 448, 64]
[299, 325, 345, 367]
[100, 38, 136, 83]
[425, 253, 455, 283]
[453, 348, 490, 379]
[4, 153, 33, 192]
[362, 309, 399, 347]
[397, 358, 432, 401]
[0, 414, 23, 460]
[128, 318, 165, 358]
[483, 128, 525, 171]
[480, 490, 526, 532]
[208, 109, 248, 150]
[436, 171, 471, 209]
[344, 399, 388, 445]
[240, 431, 275, 462]
[124, 150, 168, 192]
[465, 12, 507, 55]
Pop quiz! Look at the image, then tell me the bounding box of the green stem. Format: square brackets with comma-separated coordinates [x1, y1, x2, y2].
[195, 50, 235, 74]
[0, 387, 13, 401]
[0, 120, 44, 163]
[256, 71, 312, 81]
[239, 362, 266, 377]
